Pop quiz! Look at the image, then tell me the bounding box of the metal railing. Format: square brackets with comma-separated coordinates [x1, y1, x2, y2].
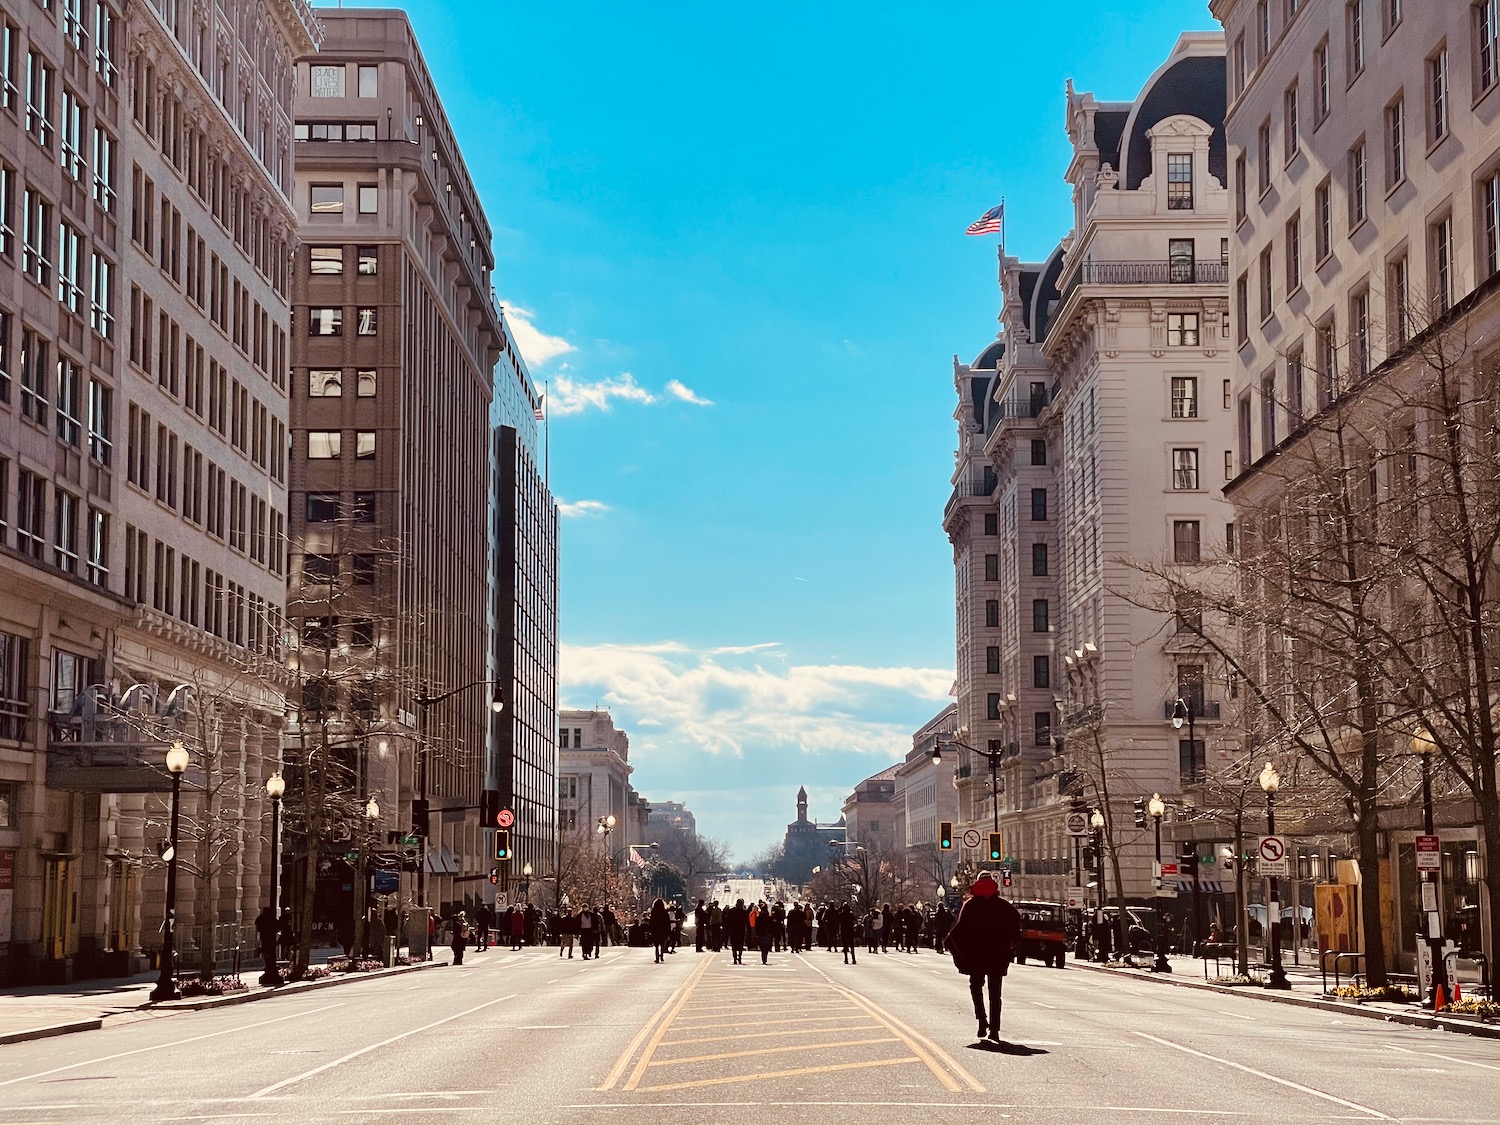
[1162, 699, 1223, 720]
[1062, 259, 1229, 305]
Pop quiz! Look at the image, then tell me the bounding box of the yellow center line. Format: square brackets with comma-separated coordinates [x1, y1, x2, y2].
[664, 1023, 888, 1047]
[621, 955, 719, 1092]
[634, 1056, 922, 1094]
[832, 984, 984, 1094]
[666, 1010, 867, 1027]
[649, 1036, 901, 1067]
[597, 954, 715, 1092]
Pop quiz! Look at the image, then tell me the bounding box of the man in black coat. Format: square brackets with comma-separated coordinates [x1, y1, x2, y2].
[723, 898, 748, 964]
[694, 899, 708, 952]
[947, 872, 1022, 1042]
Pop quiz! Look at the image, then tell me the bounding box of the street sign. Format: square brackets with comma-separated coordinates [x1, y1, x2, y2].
[1065, 888, 1089, 910]
[1160, 862, 1179, 878]
[495, 892, 507, 908]
[962, 828, 982, 850]
[1066, 811, 1089, 837]
[497, 808, 515, 828]
[400, 834, 420, 846]
[1415, 834, 1441, 872]
[1258, 835, 1290, 876]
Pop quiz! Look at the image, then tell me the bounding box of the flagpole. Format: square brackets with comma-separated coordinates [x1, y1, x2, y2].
[1000, 195, 1006, 259]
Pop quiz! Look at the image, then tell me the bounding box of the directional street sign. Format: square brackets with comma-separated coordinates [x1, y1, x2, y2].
[962, 828, 983, 850]
[1258, 835, 1290, 876]
[1415, 834, 1441, 872]
[1066, 811, 1089, 837]
[497, 808, 515, 828]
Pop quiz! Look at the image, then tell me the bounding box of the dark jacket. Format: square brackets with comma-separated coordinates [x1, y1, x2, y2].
[650, 901, 672, 941]
[947, 875, 1021, 976]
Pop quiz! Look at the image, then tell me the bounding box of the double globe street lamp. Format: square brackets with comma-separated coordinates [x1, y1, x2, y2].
[260, 771, 286, 985]
[1147, 793, 1172, 973]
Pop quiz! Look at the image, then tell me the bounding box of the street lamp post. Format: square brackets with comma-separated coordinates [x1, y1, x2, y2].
[260, 772, 286, 985]
[150, 740, 191, 1002]
[1090, 808, 1106, 962]
[1148, 793, 1171, 973]
[1259, 763, 1290, 989]
[1411, 729, 1451, 1010]
[1171, 697, 1205, 950]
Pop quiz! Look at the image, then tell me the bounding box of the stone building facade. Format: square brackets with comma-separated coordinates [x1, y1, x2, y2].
[0, 0, 318, 984]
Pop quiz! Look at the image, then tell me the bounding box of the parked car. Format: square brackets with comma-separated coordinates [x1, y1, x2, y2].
[1009, 899, 1068, 967]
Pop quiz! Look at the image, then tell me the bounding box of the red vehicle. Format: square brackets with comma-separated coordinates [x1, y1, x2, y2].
[1010, 899, 1068, 967]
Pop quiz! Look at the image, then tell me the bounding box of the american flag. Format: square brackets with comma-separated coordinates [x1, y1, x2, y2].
[628, 848, 646, 868]
[533, 395, 545, 421]
[965, 203, 1005, 236]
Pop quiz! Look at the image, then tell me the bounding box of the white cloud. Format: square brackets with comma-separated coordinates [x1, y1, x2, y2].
[557, 499, 610, 518]
[548, 371, 657, 415]
[559, 641, 952, 759]
[503, 302, 576, 368]
[665, 379, 714, 407]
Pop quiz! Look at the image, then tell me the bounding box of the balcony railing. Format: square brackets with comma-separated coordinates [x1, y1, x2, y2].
[1062, 259, 1228, 305]
[1162, 699, 1223, 721]
[47, 715, 197, 793]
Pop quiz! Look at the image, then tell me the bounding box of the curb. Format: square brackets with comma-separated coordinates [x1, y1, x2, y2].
[148, 958, 445, 1012]
[1067, 959, 1500, 1039]
[0, 1018, 104, 1046]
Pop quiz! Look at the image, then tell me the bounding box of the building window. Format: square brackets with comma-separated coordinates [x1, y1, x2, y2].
[53, 488, 78, 573]
[1173, 520, 1201, 563]
[1261, 372, 1278, 448]
[1314, 179, 1332, 260]
[1033, 655, 1050, 689]
[1284, 81, 1299, 159]
[1428, 48, 1449, 145]
[1028, 438, 1047, 466]
[1257, 120, 1272, 194]
[310, 64, 345, 98]
[1287, 346, 1305, 426]
[1167, 153, 1193, 209]
[1350, 289, 1370, 377]
[1235, 274, 1249, 344]
[1483, 169, 1500, 284]
[20, 330, 47, 424]
[1385, 96, 1405, 187]
[308, 307, 342, 336]
[55, 358, 81, 447]
[1169, 238, 1195, 283]
[309, 369, 342, 396]
[985, 600, 999, 628]
[306, 492, 339, 522]
[350, 618, 375, 648]
[355, 431, 375, 459]
[1032, 599, 1049, 633]
[1431, 213, 1453, 314]
[1033, 712, 1052, 748]
[1347, 0, 1365, 78]
[1180, 739, 1207, 782]
[987, 693, 1003, 721]
[1032, 542, 1048, 576]
[1030, 488, 1047, 521]
[86, 378, 110, 464]
[1233, 34, 1247, 96]
[984, 553, 999, 582]
[308, 431, 341, 458]
[352, 492, 376, 522]
[1285, 213, 1301, 292]
[89, 252, 112, 338]
[1172, 448, 1200, 490]
[310, 246, 343, 275]
[1384, 0, 1402, 33]
[1175, 590, 1204, 633]
[304, 553, 338, 582]
[986, 646, 1000, 675]
[26, 50, 52, 148]
[16, 470, 43, 557]
[983, 513, 998, 536]
[1256, 0, 1270, 60]
[1348, 140, 1367, 227]
[1314, 38, 1331, 121]
[356, 308, 377, 335]
[1234, 153, 1247, 222]
[85, 506, 107, 585]
[1258, 247, 1273, 322]
[352, 553, 376, 585]
[1481, 0, 1500, 95]
[22, 189, 50, 286]
[310, 184, 344, 214]
[91, 126, 114, 212]
[357, 184, 377, 214]
[1317, 321, 1338, 408]
[1167, 313, 1199, 347]
[357, 369, 377, 397]
[357, 64, 378, 98]
[1171, 376, 1199, 418]
[357, 246, 378, 275]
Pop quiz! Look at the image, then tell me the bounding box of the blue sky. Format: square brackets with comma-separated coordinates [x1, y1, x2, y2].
[375, 0, 1217, 860]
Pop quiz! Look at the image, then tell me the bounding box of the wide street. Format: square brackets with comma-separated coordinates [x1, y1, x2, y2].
[0, 946, 1497, 1124]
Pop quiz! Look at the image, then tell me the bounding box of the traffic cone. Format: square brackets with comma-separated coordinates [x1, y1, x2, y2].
[1452, 976, 1462, 1003]
[1434, 980, 1447, 1010]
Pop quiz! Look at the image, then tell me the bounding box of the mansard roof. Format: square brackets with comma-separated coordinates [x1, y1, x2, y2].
[1120, 51, 1227, 191]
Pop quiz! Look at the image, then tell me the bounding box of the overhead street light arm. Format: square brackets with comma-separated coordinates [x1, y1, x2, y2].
[415, 679, 506, 711]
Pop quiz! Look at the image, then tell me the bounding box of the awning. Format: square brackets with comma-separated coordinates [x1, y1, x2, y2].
[424, 847, 458, 875]
[1178, 880, 1225, 894]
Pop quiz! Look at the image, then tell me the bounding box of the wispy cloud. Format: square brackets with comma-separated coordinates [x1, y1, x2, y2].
[558, 499, 610, 518]
[549, 371, 657, 415]
[665, 379, 714, 407]
[560, 641, 951, 759]
[503, 302, 575, 368]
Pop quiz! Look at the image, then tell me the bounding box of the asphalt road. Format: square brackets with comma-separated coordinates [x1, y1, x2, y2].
[0, 941, 1497, 1123]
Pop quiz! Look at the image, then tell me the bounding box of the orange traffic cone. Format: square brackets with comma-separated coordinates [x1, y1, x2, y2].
[1452, 976, 1462, 1003]
[1434, 980, 1447, 1010]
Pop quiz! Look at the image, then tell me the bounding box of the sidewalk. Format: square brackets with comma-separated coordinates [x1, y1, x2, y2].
[1067, 950, 1500, 1039]
[0, 948, 442, 1046]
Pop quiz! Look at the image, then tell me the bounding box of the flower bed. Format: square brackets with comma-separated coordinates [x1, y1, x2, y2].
[1210, 974, 1266, 986]
[1444, 997, 1500, 1020]
[1329, 984, 1417, 1003]
[178, 976, 250, 998]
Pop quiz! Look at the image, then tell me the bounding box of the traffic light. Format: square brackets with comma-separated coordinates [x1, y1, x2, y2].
[494, 829, 511, 861]
[412, 797, 430, 838]
[938, 821, 953, 851]
[1133, 797, 1147, 828]
[482, 789, 501, 826]
[987, 831, 1003, 863]
[1180, 841, 1199, 880]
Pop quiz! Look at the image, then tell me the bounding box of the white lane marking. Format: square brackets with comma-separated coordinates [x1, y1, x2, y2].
[0, 1004, 344, 1089]
[1033, 1002, 1058, 1009]
[1216, 1009, 1257, 1020]
[514, 1025, 569, 1030]
[1135, 1031, 1393, 1120]
[247, 995, 514, 1099]
[1384, 1043, 1500, 1073]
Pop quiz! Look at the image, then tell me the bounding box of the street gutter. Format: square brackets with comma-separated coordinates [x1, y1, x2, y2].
[148, 958, 445, 1012]
[1065, 958, 1500, 1039]
[0, 1018, 103, 1046]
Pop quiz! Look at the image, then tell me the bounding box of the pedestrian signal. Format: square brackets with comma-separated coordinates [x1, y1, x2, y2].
[488, 868, 499, 885]
[939, 821, 953, 850]
[1133, 797, 1147, 828]
[494, 829, 511, 861]
[987, 831, 1003, 862]
[1002, 870, 1012, 888]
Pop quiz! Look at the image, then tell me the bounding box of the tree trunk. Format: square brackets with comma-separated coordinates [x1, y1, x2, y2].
[1355, 807, 1387, 989]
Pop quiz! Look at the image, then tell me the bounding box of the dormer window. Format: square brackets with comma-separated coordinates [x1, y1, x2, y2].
[1167, 153, 1193, 209]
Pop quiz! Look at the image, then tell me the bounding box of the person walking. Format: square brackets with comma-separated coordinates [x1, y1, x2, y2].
[450, 911, 470, 966]
[879, 904, 894, 953]
[579, 904, 599, 960]
[839, 902, 858, 965]
[946, 871, 1021, 1043]
[474, 902, 492, 951]
[755, 900, 775, 964]
[649, 898, 672, 963]
[867, 908, 882, 953]
[694, 899, 708, 952]
[933, 902, 953, 955]
[558, 906, 577, 958]
[725, 898, 748, 964]
[278, 909, 297, 964]
[709, 901, 723, 951]
[509, 905, 525, 951]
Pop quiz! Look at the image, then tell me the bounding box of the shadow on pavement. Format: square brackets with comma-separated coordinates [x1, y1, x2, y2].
[966, 1039, 1049, 1055]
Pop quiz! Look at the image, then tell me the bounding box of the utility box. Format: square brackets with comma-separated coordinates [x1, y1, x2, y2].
[407, 908, 431, 960]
